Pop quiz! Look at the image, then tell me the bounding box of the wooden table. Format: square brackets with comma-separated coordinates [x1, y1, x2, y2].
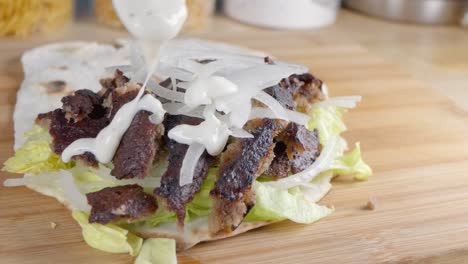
[1, 12, 468, 264]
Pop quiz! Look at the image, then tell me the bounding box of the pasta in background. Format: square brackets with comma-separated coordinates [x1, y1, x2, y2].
[95, 0, 215, 32]
[0, 0, 72, 37]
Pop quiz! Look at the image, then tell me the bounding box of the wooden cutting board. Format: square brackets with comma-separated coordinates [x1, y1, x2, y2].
[1, 19, 468, 264]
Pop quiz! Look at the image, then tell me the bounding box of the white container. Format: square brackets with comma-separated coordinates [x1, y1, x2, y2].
[224, 0, 341, 29]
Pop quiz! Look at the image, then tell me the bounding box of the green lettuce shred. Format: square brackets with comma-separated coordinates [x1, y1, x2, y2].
[71, 166, 117, 193]
[308, 105, 372, 180]
[329, 143, 372, 180]
[72, 211, 143, 256]
[135, 238, 177, 264]
[245, 181, 334, 223]
[307, 106, 347, 145]
[147, 208, 177, 227]
[3, 125, 73, 174]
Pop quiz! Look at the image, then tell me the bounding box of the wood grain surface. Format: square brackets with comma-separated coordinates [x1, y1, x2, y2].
[1, 15, 468, 264]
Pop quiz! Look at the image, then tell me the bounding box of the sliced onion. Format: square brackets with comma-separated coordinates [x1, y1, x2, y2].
[285, 109, 310, 126]
[249, 107, 274, 120]
[180, 143, 205, 186]
[176, 81, 190, 90]
[265, 136, 341, 190]
[198, 60, 231, 77]
[163, 103, 204, 118]
[146, 79, 185, 102]
[249, 107, 310, 126]
[229, 127, 253, 138]
[253, 91, 288, 120]
[163, 102, 185, 114]
[229, 64, 304, 91]
[226, 100, 252, 128]
[157, 63, 195, 82]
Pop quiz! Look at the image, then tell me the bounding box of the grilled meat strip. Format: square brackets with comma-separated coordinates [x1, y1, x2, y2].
[108, 84, 164, 180]
[36, 94, 109, 166]
[87, 185, 158, 224]
[155, 115, 214, 225]
[264, 57, 325, 112]
[266, 124, 320, 179]
[209, 119, 285, 234]
[281, 73, 325, 113]
[264, 73, 323, 179]
[61, 89, 103, 122]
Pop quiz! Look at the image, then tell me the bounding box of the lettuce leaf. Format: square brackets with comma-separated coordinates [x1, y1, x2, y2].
[72, 211, 143, 256]
[307, 106, 346, 145]
[186, 168, 217, 217]
[245, 181, 333, 223]
[147, 208, 177, 227]
[3, 125, 73, 174]
[329, 143, 372, 180]
[71, 166, 117, 193]
[135, 238, 177, 264]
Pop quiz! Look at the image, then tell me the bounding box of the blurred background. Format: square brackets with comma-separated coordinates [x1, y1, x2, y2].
[0, 0, 467, 109]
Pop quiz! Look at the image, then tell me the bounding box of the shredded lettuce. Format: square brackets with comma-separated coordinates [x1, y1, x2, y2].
[328, 143, 372, 180]
[245, 181, 334, 223]
[135, 238, 177, 264]
[186, 168, 216, 217]
[71, 166, 117, 193]
[307, 106, 346, 145]
[147, 168, 217, 227]
[3, 125, 73, 174]
[72, 211, 143, 257]
[147, 208, 177, 227]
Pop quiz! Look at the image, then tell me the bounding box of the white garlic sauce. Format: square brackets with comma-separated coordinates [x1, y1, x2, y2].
[184, 76, 238, 109]
[62, 0, 188, 163]
[168, 105, 230, 156]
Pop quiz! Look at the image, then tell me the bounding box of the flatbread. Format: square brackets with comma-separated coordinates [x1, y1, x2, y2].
[12, 39, 277, 250]
[20, 172, 273, 251]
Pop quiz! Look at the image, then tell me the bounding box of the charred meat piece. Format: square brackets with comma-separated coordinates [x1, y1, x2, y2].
[155, 115, 214, 225]
[264, 56, 275, 65]
[110, 85, 164, 180]
[265, 142, 290, 179]
[209, 119, 285, 234]
[280, 73, 325, 113]
[99, 69, 130, 97]
[286, 124, 320, 173]
[267, 123, 321, 179]
[36, 106, 109, 165]
[263, 73, 324, 178]
[61, 89, 103, 122]
[263, 83, 295, 111]
[87, 185, 158, 224]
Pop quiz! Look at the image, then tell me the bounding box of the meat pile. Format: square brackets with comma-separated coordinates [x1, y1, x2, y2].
[36, 64, 326, 232]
